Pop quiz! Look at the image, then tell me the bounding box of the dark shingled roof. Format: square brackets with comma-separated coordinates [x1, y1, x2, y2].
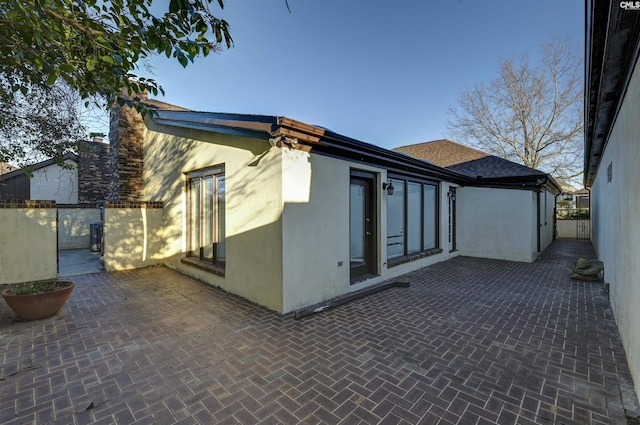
[393, 139, 547, 179]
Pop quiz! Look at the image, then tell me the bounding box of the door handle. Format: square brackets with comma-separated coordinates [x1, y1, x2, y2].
[366, 232, 372, 236]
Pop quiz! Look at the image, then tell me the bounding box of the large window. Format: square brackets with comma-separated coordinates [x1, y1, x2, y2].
[387, 177, 438, 260]
[187, 167, 225, 266]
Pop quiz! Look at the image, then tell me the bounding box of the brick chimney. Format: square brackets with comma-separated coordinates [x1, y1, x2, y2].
[78, 139, 110, 203]
[107, 96, 146, 201]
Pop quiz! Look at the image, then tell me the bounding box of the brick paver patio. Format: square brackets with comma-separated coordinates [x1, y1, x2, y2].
[1, 240, 638, 424]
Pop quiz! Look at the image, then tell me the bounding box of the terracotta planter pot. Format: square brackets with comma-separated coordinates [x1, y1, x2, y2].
[2, 282, 74, 321]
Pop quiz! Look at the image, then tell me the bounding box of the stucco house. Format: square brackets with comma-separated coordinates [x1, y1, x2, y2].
[107, 98, 560, 314]
[585, 0, 640, 402]
[394, 139, 560, 263]
[0, 139, 110, 204]
[0, 153, 79, 203]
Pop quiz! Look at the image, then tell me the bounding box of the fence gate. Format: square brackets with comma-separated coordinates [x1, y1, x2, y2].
[556, 207, 591, 240]
[576, 216, 590, 241]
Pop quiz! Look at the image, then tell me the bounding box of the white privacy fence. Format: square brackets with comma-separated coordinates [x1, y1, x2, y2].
[556, 208, 590, 240]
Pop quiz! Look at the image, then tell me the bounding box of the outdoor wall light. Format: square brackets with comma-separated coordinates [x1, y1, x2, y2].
[383, 180, 395, 196]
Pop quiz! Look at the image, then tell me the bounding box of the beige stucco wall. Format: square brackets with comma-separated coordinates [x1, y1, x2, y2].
[280, 151, 456, 313]
[591, 58, 640, 403]
[456, 187, 537, 262]
[143, 123, 285, 312]
[58, 208, 101, 249]
[103, 207, 164, 271]
[30, 160, 78, 204]
[280, 152, 351, 311]
[0, 208, 57, 284]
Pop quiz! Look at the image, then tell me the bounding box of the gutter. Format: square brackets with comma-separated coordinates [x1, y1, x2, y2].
[473, 174, 562, 194]
[275, 118, 473, 184]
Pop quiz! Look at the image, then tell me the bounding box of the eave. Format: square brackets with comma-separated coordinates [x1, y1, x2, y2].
[274, 117, 473, 184]
[584, 0, 640, 187]
[151, 111, 560, 190]
[151, 111, 473, 184]
[474, 174, 563, 195]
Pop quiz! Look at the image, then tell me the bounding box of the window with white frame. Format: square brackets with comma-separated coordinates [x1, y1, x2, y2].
[187, 167, 226, 266]
[387, 177, 438, 259]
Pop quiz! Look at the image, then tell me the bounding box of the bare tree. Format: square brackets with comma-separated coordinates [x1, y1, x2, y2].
[447, 38, 583, 187]
[0, 79, 86, 171]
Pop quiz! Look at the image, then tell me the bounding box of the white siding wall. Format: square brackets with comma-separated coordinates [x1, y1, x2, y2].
[30, 160, 78, 204]
[591, 59, 640, 400]
[456, 187, 537, 262]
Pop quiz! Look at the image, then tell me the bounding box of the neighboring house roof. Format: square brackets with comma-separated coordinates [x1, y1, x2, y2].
[585, 1, 640, 186]
[393, 140, 561, 193]
[574, 189, 590, 196]
[393, 139, 546, 178]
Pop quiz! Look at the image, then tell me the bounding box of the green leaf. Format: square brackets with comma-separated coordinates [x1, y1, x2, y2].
[101, 55, 116, 65]
[46, 71, 58, 85]
[59, 64, 75, 74]
[86, 57, 96, 71]
[177, 52, 188, 68]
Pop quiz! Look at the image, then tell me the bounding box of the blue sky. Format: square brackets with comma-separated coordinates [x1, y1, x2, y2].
[144, 0, 584, 151]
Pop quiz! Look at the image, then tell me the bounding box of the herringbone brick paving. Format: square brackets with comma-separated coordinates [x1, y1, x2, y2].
[1, 240, 638, 424]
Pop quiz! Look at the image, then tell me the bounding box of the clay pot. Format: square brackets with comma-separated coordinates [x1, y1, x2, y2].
[2, 282, 74, 321]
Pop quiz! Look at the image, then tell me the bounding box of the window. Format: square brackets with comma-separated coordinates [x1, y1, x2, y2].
[187, 167, 225, 266]
[387, 177, 438, 260]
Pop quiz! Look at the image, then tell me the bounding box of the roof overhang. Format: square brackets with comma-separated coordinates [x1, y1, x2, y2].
[584, 0, 640, 187]
[151, 111, 280, 140]
[474, 174, 562, 194]
[150, 111, 473, 184]
[150, 110, 561, 191]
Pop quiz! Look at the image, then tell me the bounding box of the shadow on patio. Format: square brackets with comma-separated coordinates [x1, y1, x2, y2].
[1, 240, 638, 424]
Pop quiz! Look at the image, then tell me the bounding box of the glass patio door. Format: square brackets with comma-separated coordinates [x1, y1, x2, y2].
[350, 172, 376, 281]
